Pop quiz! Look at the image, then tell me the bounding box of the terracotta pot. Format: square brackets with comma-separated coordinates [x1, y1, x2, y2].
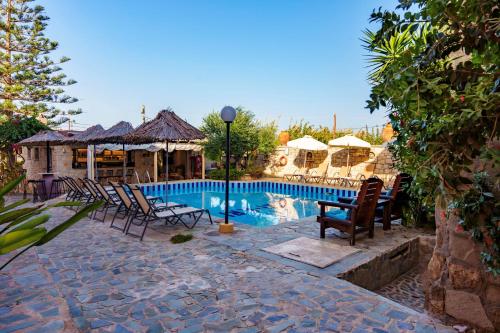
[278, 131, 290, 145]
[382, 123, 394, 142]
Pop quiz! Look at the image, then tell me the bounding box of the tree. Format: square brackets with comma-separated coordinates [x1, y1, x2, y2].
[0, 0, 80, 181]
[257, 121, 278, 157]
[286, 120, 383, 145]
[364, 0, 499, 273]
[0, 0, 80, 122]
[200, 107, 277, 168]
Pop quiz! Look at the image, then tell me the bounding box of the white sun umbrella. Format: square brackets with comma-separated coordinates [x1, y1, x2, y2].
[287, 135, 328, 168]
[328, 135, 371, 168]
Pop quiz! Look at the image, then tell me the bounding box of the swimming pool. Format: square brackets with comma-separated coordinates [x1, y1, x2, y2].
[140, 181, 357, 227]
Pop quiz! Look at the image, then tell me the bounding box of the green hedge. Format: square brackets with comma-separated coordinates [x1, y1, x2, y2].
[208, 168, 245, 180]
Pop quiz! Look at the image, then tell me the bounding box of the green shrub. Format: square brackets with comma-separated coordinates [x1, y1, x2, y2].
[170, 234, 193, 244]
[208, 168, 245, 180]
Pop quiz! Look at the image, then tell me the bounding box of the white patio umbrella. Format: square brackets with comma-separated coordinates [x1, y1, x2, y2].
[287, 135, 328, 168]
[328, 135, 371, 168]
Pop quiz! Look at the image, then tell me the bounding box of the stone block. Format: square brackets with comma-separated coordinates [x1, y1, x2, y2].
[448, 261, 481, 290]
[427, 284, 445, 314]
[445, 290, 494, 331]
[485, 285, 500, 305]
[449, 233, 481, 267]
[427, 253, 445, 281]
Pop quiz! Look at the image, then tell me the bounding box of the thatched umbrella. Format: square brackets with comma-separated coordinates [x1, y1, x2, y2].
[124, 109, 205, 202]
[18, 130, 69, 173]
[63, 124, 105, 180]
[88, 121, 134, 183]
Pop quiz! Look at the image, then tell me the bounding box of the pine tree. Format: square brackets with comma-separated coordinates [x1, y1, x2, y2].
[0, 0, 80, 125]
[0, 0, 79, 182]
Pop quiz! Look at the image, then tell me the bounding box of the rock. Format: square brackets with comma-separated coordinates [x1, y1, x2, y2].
[449, 233, 481, 267]
[448, 262, 481, 289]
[427, 253, 445, 281]
[427, 284, 445, 314]
[445, 290, 494, 331]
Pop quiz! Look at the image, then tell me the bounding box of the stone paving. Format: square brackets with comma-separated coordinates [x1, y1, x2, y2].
[0, 198, 455, 333]
[375, 268, 425, 313]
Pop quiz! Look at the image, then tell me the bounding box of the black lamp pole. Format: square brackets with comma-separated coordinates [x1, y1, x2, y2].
[224, 121, 230, 224]
[220, 106, 236, 225]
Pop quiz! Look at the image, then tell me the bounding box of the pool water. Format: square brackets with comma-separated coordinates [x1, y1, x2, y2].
[141, 181, 356, 227]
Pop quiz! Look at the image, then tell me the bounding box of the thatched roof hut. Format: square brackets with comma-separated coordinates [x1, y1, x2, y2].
[87, 121, 134, 144]
[125, 109, 205, 144]
[18, 130, 69, 146]
[63, 124, 105, 145]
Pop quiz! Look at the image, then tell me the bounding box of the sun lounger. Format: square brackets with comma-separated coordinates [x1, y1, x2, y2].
[303, 170, 326, 183]
[283, 169, 305, 182]
[109, 181, 137, 231]
[125, 185, 204, 240]
[342, 163, 376, 188]
[324, 166, 351, 186]
[88, 179, 121, 222]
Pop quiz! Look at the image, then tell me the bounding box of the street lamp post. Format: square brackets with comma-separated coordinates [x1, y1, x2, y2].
[219, 106, 236, 232]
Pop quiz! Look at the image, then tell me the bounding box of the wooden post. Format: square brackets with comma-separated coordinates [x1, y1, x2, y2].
[333, 113, 337, 137]
[153, 151, 158, 182]
[186, 150, 192, 179]
[201, 149, 206, 180]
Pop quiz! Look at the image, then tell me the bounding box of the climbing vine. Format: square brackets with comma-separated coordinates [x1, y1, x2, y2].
[364, 0, 499, 273]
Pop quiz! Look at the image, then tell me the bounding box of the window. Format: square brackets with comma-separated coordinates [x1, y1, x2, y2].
[34, 148, 39, 161]
[27, 148, 31, 160]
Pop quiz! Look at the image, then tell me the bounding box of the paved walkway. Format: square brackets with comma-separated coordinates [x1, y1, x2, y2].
[0, 202, 454, 333]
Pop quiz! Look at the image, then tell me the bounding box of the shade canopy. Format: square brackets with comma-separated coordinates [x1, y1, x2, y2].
[287, 135, 328, 151]
[87, 121, 134, 144]
[94, 142, 203, 153]
[125, 109, 205, 144]
[328, 135, 371, 148]
[63, 124, 105, 144]
[18, 130, 68, 146]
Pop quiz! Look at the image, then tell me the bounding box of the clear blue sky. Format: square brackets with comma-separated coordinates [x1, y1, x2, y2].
[39, 0, 397, 131]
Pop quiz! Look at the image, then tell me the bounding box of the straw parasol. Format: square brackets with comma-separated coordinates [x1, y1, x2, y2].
[88, 121, 134, 182]
[18, 130, 69, 173]
[62, 124, 105, 180]
[328, 135, 371, 169]
[63, 124, 105, 144]
[125, 109, 205, 144]
[287, 135, 328, 168]
[88, 121, 134, 144]
[124, 109, 206, 202]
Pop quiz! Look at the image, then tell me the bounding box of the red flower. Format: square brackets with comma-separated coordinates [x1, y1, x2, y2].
[455, 224, 464, 233]
[484, 234, 493, 247]
[459, 95, 465, 103]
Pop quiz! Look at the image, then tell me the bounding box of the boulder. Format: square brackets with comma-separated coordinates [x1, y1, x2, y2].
[445, 290, 494, 331]
[448, 261, 481, 290]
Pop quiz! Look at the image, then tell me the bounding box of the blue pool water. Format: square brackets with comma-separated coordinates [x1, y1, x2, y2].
[140, 181, 357, 227]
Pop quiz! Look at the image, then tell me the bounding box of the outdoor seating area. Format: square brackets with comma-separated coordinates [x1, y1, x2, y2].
[1, 0, 497, 331]
[59, 176, 213, 240]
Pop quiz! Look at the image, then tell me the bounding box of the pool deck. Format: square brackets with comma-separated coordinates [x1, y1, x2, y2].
[0, 196, 454, 333]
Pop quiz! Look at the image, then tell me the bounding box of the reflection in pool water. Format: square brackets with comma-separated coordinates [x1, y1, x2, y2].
[166, 191, 339, 227]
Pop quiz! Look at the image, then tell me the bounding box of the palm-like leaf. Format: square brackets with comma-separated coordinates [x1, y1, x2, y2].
[362, 26, 413, 82]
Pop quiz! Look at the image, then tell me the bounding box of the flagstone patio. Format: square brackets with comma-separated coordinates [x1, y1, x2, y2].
[0, 200, 454, 333]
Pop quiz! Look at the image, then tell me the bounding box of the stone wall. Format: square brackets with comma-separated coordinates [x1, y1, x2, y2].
[425, 205, 498, 331]
[264, 145, 397, 181]
[21, 145, 86, 181]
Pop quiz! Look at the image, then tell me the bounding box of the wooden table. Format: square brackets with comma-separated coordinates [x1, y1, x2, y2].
[39, 172, 56, 199]
[375, 198, 392, 230]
